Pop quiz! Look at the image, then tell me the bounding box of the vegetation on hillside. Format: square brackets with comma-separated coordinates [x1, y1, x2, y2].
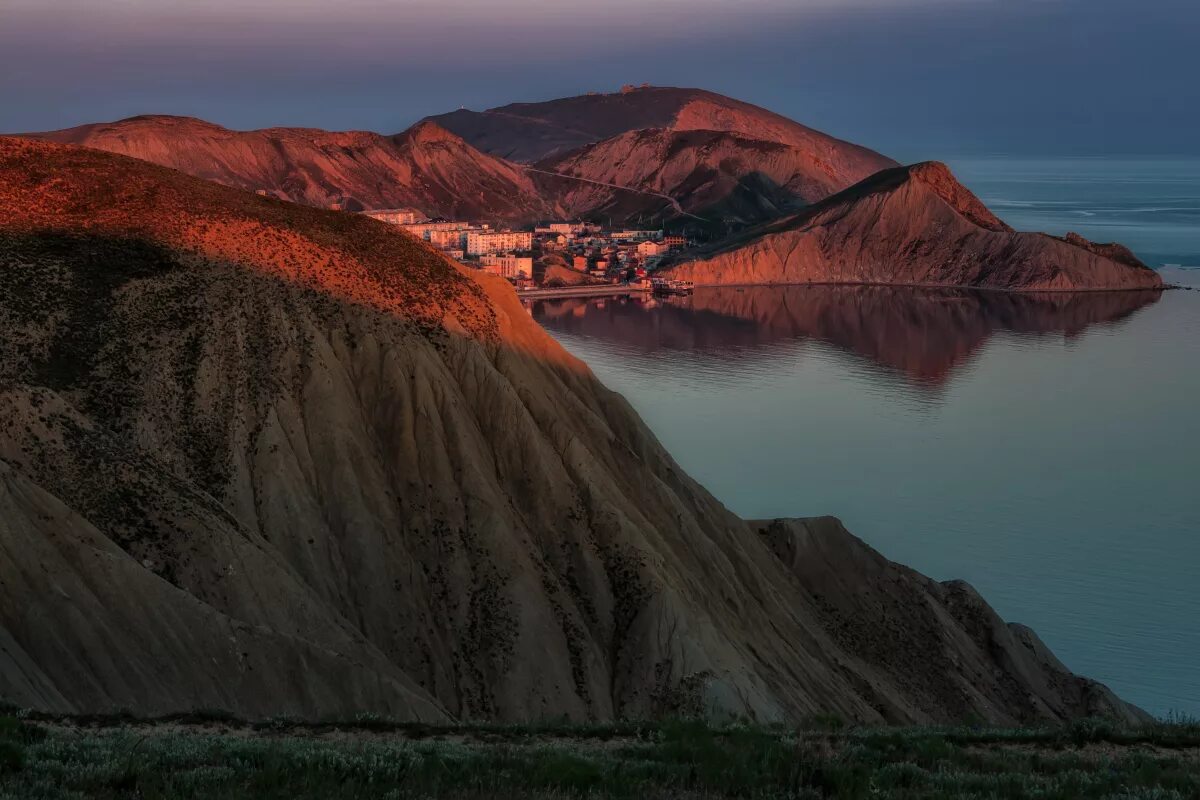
[2, 711, 1198, 799]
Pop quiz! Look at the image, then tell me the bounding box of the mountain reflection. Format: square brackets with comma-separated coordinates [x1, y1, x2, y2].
[529, 285, 1162, 386]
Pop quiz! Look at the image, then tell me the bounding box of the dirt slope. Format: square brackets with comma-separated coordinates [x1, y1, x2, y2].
[663, 162, 1164, 291]
[0, 138, 1142, 725]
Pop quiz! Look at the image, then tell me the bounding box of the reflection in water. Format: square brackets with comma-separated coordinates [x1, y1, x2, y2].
[530, 286, 1162, 387]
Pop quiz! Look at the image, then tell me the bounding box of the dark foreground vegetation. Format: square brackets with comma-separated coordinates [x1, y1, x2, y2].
[1, 710, 1198, 799]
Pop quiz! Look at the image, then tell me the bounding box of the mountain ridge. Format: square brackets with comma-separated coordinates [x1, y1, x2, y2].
[20, 86, 897, 226]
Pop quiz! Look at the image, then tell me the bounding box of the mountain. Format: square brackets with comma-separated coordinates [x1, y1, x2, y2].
[436, 86, 898, 225]
[662, 162, 1165, 291]
[535, 127, 886, 225]
[21, 87, 901, 228]
[429, 86, 893, 167]
[25, 115, 554, 223]
[0, 138, 1143, 724]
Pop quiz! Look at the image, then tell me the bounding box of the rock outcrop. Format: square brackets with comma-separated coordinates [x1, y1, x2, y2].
[0, 138, 1143, 725]
[663, 162, 1164, 291]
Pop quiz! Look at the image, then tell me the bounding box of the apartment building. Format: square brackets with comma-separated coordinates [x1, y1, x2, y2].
[479, 254, 533, 279]
[466, 230, 533, 256]
[361, 208, 424, 225]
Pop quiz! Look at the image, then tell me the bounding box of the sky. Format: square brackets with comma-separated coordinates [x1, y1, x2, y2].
[2, 0, 1197, 159]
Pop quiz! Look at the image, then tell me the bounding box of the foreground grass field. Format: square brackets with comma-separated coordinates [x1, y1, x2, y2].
[1, 711, 1198, 799]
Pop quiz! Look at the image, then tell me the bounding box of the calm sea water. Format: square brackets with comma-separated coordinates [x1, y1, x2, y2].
[530, 158, 1200, 718]
[947, 156, 1200, 268]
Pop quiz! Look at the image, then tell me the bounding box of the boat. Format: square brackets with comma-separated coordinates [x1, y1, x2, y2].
[650, 278, 695, 296]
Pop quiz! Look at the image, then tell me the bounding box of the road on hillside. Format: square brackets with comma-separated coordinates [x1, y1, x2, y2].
[522, 166, 707, 222]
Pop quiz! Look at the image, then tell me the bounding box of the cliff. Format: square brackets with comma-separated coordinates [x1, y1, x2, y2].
[663, 162, 1164, 291]
[0, 138, 1142, 725]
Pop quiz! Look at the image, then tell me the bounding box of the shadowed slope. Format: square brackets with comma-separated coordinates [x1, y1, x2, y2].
[663, 162, 1164, 291]
[0, 139, 1143, 725]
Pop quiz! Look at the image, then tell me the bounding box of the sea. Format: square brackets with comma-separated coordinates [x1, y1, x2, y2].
[529, 156, 1200, 718]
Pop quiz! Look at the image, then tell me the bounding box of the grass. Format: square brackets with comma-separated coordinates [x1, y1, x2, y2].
[0, 711, 1198, 799]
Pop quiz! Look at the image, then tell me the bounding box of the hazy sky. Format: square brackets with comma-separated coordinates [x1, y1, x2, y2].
[2, 0, 1196, 159]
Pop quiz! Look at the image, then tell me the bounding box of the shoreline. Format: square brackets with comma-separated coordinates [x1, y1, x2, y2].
[665, 279, 1176, 294]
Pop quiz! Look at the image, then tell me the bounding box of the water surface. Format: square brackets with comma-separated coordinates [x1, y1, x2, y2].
[948, 156, 1200, 268]
[531, 285, 1199, 717]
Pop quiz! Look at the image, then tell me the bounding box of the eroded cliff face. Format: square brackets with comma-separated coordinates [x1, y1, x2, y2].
[664, 162, 1164, 292]
[0, 139, 1143, 725]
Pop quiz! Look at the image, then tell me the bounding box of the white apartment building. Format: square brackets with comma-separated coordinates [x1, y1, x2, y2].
[466, 230, 533, 256]
[479, 255, 533, 279]
[428, 229, 469, 250]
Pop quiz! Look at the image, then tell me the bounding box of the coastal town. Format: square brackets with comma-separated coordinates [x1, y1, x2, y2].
[361, 208, 697, 295]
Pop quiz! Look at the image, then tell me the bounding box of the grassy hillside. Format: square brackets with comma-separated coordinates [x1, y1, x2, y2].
[2, 712, 1197, 799]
